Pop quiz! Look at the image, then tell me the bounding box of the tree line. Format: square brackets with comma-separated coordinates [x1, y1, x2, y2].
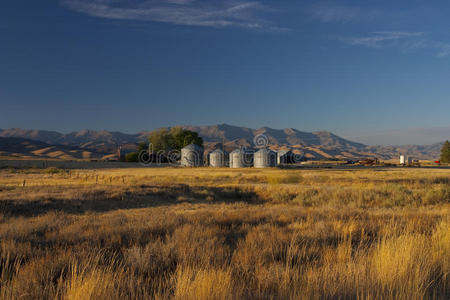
[124, 127, 203, 162]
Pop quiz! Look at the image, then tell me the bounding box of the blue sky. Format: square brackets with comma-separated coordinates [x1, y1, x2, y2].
[0, 0, 449, 144]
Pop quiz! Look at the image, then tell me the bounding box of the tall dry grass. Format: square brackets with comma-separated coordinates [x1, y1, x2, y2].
[0, 167, 448, 299]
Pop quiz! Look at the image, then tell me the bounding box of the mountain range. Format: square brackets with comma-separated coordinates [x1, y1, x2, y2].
[0, 137, 105, 160]
[0, 125, 444, 160]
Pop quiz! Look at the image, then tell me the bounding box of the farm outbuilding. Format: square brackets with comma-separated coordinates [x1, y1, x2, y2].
[254, 148, 277, 168]
[229, 148, 253, 168]
[400, 155, 413, 165]
[277, 150, 295, 165]
[209, 149, 228, 167]
[277, 150, 306, 164]
[181, 144, 204, 167]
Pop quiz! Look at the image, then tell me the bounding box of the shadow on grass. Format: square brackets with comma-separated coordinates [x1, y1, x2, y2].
[0, 184, 262, 218]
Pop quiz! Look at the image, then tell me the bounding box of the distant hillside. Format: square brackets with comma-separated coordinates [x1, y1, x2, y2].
[0, 137, 106, 160]
[367, 142, 444, 161]
[183, 124, 365, 149]
[0, 125, 444, 160]
[58, 130, 138, 145]
[0, 128, 139, 154]
[179, 124, 374, 160]
[0, 128, 64, 144]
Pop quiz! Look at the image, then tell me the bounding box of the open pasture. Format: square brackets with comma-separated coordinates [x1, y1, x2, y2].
[0, 167, 449, 299]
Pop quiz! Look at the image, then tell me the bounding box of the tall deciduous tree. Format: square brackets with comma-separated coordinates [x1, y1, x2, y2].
[148, 128, 172, 153]
[148, 127, 203, 152]
[440, 140, 450, 163]
[169, 126, 203, 150]
[138, 142, 148, 152]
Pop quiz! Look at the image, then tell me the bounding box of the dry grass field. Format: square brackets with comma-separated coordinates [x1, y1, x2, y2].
[0, 166, 449, 299]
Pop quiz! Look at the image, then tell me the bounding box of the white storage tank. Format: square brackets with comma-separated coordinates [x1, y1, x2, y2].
[181, 144, 204, 167]
[254, 148, 277, 168]
[229, 148, 253, 168]
[209, 149, 228, 167]
[400, 155, 405, 164]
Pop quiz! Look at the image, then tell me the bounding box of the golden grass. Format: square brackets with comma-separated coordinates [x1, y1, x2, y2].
[0, 167, 448, 299]
[174, 267, 234, 300]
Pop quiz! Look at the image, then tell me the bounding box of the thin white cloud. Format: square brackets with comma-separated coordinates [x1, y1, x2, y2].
[435, 43, 450, 57]
[340, 31, 450, 57]
[342, 31, 450, 57]
[347, 31, 425, 48]
[309, 4, 380, 23]
[61, 0, 284, 31]
[308, 3, 450, 58]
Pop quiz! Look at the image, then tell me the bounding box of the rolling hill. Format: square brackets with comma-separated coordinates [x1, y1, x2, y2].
[0, 125, 445, 160]
[0, 137, 106, 160]
[183, 124, 365, 149]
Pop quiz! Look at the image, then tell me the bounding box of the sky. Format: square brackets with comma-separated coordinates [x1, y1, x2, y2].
[0, 0, 449, 145]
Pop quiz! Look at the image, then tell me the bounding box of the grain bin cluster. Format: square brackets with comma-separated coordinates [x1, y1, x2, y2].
[181, 144, 302, 168]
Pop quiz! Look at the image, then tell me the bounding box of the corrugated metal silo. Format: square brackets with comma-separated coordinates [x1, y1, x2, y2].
[210, 149, 228, 167]
[254, 148, 277, 168]
[181, 144, 204, 167]
[229, 148, 253, 168]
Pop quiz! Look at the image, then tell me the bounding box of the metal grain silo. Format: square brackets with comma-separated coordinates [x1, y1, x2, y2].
[229, 148, 253, 168]
[209, 149, 228, 167]
[181, 144, 204, 167]
[254, 148, 277, 168]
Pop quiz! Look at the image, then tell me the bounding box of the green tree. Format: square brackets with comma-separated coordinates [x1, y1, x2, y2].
[169, 126, 203, 150]
[440, 140, 450, 163]
[138, 142, 148, 152]
[137, 142, 150, 162]
[148, 127, 203, 152]
[148, 128, 172, 153]
[125, 152, 139, 162]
